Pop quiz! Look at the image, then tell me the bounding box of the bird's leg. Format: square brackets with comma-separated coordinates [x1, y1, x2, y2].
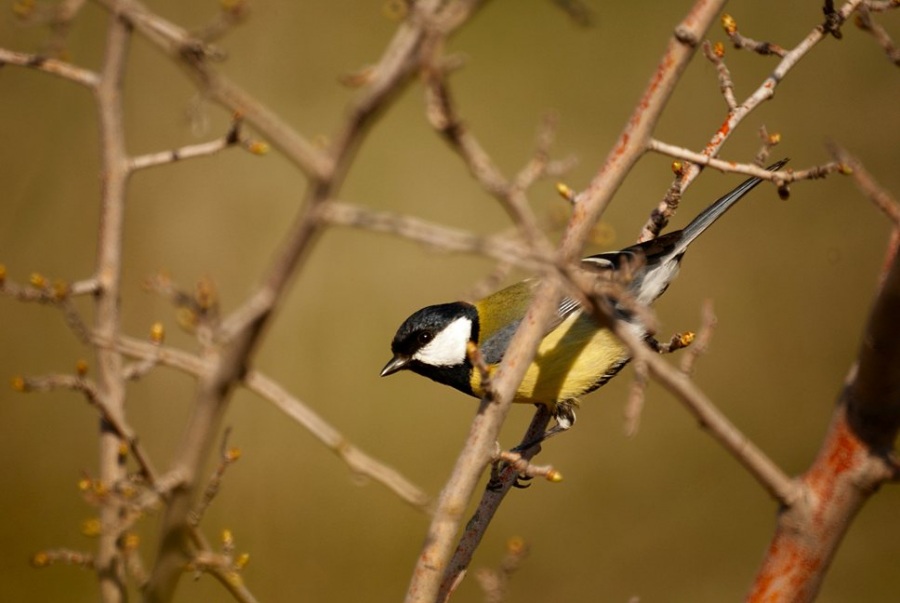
[512, 401, 577, 453]
[487, 457, 505, 491]
[487, 448, 534, 490]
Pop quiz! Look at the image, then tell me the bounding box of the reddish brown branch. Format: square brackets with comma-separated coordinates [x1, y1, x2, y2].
[562, 0, 727, 259]
[747, 215, 900, 603]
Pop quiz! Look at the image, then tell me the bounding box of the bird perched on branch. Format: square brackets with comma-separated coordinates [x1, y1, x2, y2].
[381, 160, 788, 443]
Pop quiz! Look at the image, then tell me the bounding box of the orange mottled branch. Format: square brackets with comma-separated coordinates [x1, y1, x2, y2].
[748, 233, 900, 603]
[747, 406, 890, 603]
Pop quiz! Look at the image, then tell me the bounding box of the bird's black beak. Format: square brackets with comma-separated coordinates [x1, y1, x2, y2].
[380, 354, 410, 377]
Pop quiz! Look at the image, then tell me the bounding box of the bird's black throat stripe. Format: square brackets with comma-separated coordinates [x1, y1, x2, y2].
[407, 358, 475, 396]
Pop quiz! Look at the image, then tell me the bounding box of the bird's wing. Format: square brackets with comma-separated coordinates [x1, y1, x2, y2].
[475, 276, 596, 365]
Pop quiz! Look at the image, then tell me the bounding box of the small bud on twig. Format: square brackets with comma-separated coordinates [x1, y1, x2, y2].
[81, 518, 102, 537]
[29, 272, 46, 289]
[556, 182, 576, 203]
[150, 322, 165, 344]
[721, 13, 737, 35]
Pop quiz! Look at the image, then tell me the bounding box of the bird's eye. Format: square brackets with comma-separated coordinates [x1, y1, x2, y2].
[417, 331, 433, 346]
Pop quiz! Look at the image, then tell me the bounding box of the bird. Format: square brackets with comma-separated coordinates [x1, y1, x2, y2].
[381, 160, 788, 443]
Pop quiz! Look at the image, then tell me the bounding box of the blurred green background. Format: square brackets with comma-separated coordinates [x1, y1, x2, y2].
[2, 1, 899, 601]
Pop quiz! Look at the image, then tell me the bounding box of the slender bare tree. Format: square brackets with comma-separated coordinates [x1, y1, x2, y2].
[1, 1, 898, 602]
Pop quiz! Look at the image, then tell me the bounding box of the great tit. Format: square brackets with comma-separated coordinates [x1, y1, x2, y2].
[381, 160, 787, 439]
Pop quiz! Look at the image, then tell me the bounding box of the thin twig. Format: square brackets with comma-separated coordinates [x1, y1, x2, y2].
[648, 139, 837, 183]
[474, 536, 530, 603]
[639, 0, 865, 241]
[0, 47, 99, 87]
[436, 407, 554, 603]
[701, 40, 737, 110]
[610, 318, 800, 506]
[16, 373, 161, 484]
[12, 0, 88, 56]
[244, 370, 431, 510]
[315, 201, 541, 272]
[99, 331, 431, 510]
[191, 0, 250, 43]
[828, 143, 900, 224]
[189, 430, 241, 527]
[721, 12, 787, 56]
[680, 299, 718, 376]
[31, 548, 95, 569]
[129, 117, 265, 171]
[91, 0, 332, 181]
[420, 44, 554, 254]
[562, 0, 727, 257]
[494, 449, 562, 483]
[0, 274, 92, 343]
[754, 125, 782, 167]
[623, 358, 649, 437]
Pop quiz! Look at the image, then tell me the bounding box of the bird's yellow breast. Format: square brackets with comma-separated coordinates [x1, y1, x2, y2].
[469, 312, 628, 407]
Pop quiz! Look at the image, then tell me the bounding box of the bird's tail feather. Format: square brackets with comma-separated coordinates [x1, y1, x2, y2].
[673, 158, 789, 257]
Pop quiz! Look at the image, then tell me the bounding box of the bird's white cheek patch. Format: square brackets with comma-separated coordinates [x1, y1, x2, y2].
[413, 317, 472, 367]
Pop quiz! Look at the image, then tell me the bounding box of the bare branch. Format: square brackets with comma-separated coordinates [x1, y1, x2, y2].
[494, 449, 562, 483]
[31, 548, 95, 570]
[191, 0, 250, 43]
[12, 0, 88, 56]
[91, 9, 133, 600]
[754, 125, 783, 167]
[828, 144, 900, 224]
[189, 431, 242, 527]
[420, 44, 553, 253]
[474, 536, 531, 603]
[855, 3, 900, 66]
[315, 201, 541, 271]
[548, 0, 594, 27]
[679, 299, 718, 376]
[701, 40, 738, 110]
[411, 3, 729, 600]
[615, 318, 800, 505]
[623, 357, 649, 438]
[99, 332, 431, 510]
[0, 272, 92, 343]
[244, 370, 431, 510]
[14, 372, 161, 484]
[721, 13, 787, 56]
[436, 407, 554, 603]
[129, 115, 267, 171]
[91, 0, 332, 181]
[186, 530, 257, 603]
[0, 47, 99, 87]
[563, 0, 727, 255]
[639, 0, 865, 241]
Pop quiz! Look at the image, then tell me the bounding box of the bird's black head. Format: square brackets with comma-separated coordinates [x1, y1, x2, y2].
[380, 302, 479, 396]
